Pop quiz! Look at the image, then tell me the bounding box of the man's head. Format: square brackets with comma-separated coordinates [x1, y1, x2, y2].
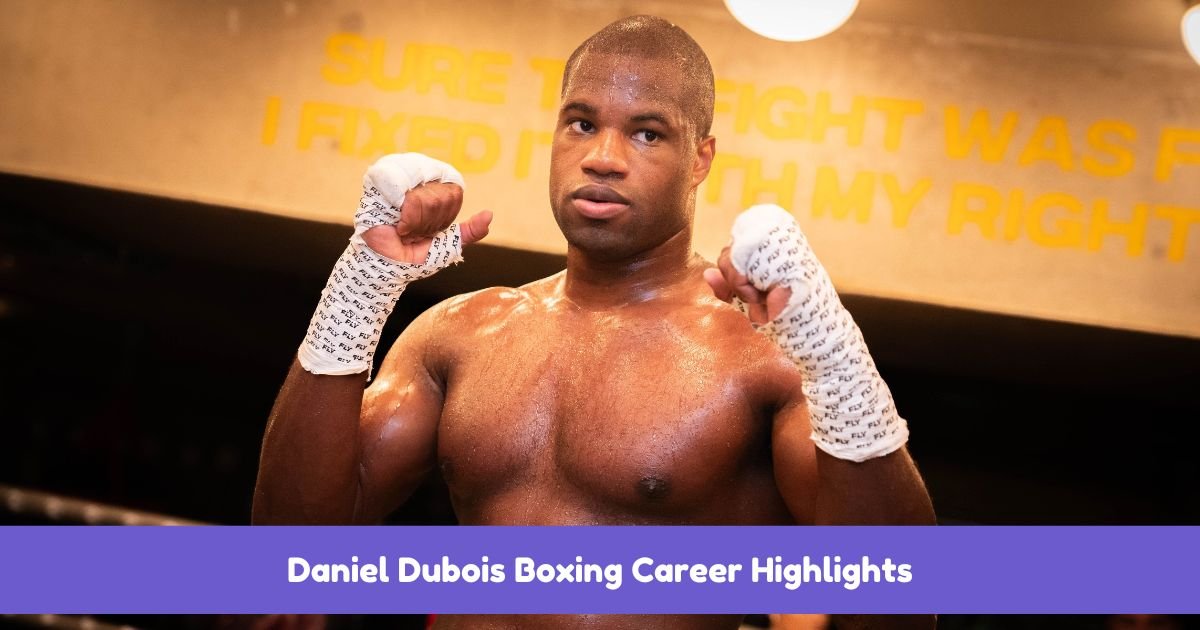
[562, 16, 715, 141]
[549, 15, 717, 261]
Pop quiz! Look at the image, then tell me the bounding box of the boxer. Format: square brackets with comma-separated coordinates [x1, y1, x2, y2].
[254, 15, 934, 630]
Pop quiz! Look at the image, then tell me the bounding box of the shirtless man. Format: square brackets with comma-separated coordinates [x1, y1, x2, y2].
[254, 15, 935, 630]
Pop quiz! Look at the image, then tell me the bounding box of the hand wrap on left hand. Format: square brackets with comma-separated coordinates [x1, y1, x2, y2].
[730, 204, 909, 462]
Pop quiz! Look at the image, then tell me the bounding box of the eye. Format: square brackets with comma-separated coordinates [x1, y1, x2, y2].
[634, 129, 660, 143]
[569, 119, 594, 133]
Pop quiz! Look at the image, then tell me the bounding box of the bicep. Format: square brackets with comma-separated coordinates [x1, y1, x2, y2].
[355, 319, 446, 523]
[772, 390, 819, 525]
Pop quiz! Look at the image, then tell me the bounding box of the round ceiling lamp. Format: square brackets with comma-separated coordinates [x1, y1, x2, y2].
[723, 0, 860, 42]
[1184, 2, 1200, 65]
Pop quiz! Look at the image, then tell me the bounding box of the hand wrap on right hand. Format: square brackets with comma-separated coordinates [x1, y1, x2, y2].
[297, 153, 466, 377]
[731, 204, 909, 462]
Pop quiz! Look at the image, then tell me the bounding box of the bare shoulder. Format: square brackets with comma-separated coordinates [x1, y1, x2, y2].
[684, 292, 807, 407]
[423, 273, 558, 328]
[393, 273, 560, 358]
[372, 276, 555, 396]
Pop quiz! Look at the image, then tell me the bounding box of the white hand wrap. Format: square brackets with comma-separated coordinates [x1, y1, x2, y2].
[731, 204, 908, 462]
[298, 153, 466, 377]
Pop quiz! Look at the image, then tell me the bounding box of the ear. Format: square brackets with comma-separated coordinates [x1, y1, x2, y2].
[690, 135, 716, 188]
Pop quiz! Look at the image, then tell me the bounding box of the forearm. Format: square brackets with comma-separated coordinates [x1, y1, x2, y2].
[814, 449, 934, 526]
[815, 452, 937, 630]
[812, 413, 935, 630]
[810, 391, 935, 630]
[252, 154, 474, 524]
[252, 358, 366, 524]
[725, 205, 934, 523]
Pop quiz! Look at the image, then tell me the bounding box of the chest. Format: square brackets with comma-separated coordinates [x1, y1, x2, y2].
[437, 312, 770, 513]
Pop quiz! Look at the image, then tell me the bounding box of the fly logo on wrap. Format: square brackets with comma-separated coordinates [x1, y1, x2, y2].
[730, 204, 908, 462]
[299, 153, 467, 377]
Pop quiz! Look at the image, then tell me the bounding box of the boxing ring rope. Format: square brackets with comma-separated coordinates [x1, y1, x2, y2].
[0, 484, 211, 629]
[0, 483, 206, 526]
[1, 614, 139, 630]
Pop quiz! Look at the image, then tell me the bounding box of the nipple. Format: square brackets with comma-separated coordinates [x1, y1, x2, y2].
[637, 475, 670, 501]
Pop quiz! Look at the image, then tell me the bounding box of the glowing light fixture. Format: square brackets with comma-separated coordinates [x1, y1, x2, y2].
[1185, 0, 1200, 65]
[723, 0, 859, 42]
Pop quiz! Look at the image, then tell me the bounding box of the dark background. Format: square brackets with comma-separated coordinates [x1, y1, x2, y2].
[1, 173, 1197, 629]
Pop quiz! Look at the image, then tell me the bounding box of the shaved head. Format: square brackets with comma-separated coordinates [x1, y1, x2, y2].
[561, 15, 715, 140]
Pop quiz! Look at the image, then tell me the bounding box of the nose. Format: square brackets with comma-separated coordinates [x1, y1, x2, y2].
[580, 129, 628, 179]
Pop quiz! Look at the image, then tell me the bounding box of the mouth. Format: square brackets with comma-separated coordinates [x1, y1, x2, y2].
[570, 184, 631, 220]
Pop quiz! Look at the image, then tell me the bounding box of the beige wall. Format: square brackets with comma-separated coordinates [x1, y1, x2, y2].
[3, 0, 1199, 337]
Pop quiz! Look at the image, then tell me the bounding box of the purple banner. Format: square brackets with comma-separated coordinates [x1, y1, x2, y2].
[0, 526, 1195, 614]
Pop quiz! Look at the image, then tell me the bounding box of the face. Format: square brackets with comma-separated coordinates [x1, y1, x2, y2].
[549, 52, 715, 261]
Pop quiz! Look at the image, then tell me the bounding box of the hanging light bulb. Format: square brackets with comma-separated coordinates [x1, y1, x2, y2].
[723, 0, 860, 42]
[1184, 1, 1200, 65]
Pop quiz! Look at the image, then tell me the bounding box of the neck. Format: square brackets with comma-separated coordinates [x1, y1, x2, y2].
[562, 227, 700, 309]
